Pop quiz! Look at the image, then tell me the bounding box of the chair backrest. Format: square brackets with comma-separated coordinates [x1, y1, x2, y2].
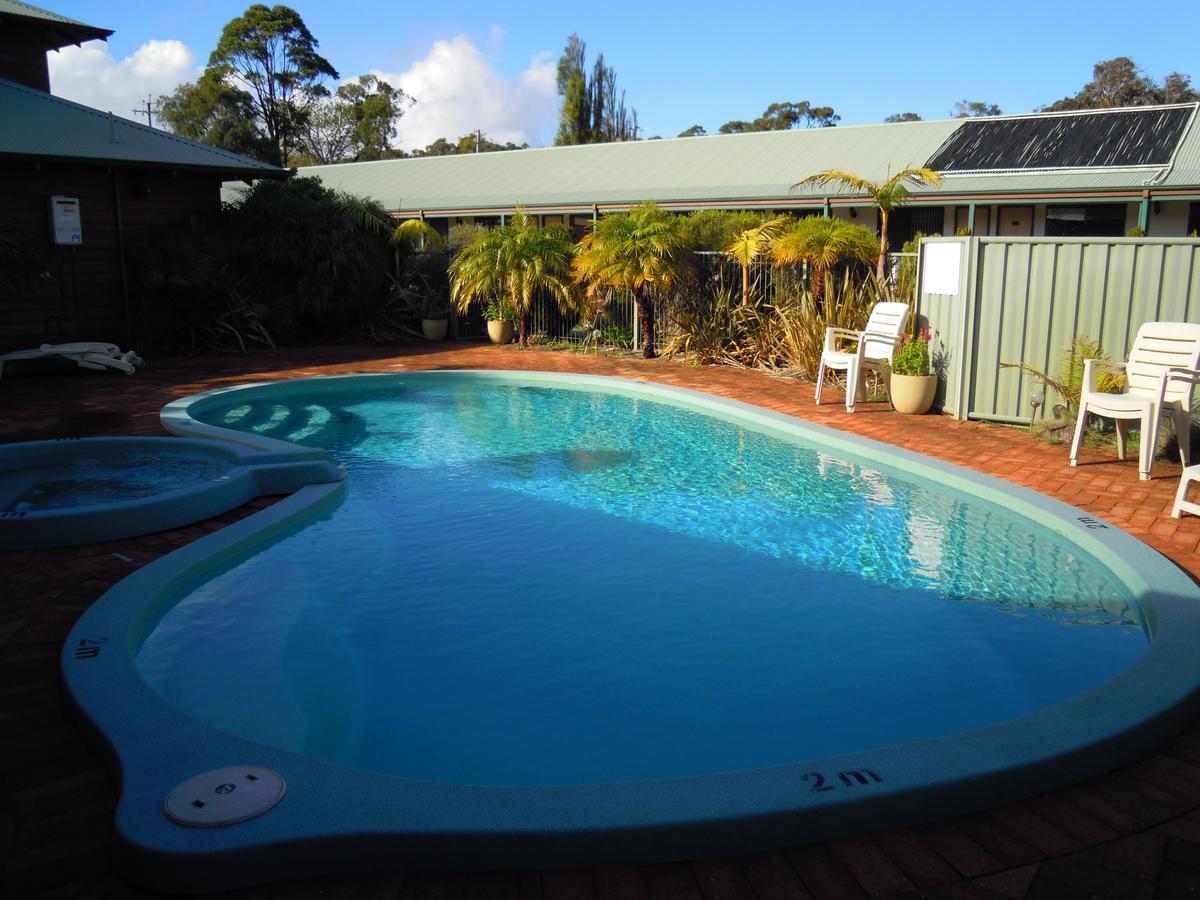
[1125, 321, 1200, 403]
[862, 302, 911, 360]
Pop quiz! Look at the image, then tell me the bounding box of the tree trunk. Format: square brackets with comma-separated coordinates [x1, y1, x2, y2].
[517, 308, 530, 347]
[877, 209, 890, 297]
[636, 290, 656, 359]
[741, 264, 750, 306]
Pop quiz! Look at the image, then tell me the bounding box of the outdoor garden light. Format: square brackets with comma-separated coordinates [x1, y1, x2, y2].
[1029, 391, 1043, 431]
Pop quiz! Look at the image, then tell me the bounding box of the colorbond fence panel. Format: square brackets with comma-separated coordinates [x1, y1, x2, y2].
[918, 236, 1200, 422]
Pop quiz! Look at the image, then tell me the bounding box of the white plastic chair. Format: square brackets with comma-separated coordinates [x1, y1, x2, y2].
[815, 301, 910, 413]
[1069, 322, 1200, 480]
[0, 342, 143, 379]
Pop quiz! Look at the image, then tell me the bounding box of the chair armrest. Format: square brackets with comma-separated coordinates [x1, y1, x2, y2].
[1082, 358, 1126, 395]
[823, 327, 862, 354]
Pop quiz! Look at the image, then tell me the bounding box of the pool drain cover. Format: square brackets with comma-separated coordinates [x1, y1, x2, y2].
[164, 766, 285, 827]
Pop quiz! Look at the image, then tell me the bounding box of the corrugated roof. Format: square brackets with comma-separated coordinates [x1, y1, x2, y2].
[0, 0, 112, 46]
[0, 77, 286, 176]
[296, 106, 1200, 214]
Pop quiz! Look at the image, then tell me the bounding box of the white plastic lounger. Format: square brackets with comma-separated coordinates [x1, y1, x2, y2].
[1068, 322, 1200, 480]
[815, 301, 910, 413]
[0, 342, 144, 379]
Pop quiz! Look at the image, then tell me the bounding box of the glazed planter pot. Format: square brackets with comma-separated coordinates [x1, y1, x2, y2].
[421, 318, 448, 342]
[487, 320, 514, 345]
[889, 373, 937, 415]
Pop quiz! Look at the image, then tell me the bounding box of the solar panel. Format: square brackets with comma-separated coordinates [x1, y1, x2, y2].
[925, 105, 1195, 172]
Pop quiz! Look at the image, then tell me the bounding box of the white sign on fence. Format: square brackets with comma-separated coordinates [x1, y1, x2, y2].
[921, 243, 962, 296]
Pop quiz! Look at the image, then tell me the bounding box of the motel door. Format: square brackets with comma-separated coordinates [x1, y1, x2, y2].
[996, 206, 1034, 236]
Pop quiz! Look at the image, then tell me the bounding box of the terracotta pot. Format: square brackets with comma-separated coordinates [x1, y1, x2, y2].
[421, 318, 448, 341]
[889, 373, 937, 415]
[487, 320, 514, 345]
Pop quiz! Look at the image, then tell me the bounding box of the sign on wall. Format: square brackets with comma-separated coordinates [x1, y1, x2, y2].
[921, 242, 961, 295]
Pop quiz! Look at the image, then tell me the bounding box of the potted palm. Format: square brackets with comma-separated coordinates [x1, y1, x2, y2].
[420, 293, 451, 341]
[450, 209, 577, 347]
[485, 298, 517, 345]
[887, 325, 937, 414]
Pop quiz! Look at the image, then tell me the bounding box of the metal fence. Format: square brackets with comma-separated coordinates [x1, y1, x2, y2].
[916, 236, 1200, 422]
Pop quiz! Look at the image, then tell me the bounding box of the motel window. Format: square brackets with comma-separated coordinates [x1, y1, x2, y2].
[953, 206, 991, 236]
[889, 207, 944, 250]
[1044, 204, 1126, 237]
[1188, 203, 1200, 237]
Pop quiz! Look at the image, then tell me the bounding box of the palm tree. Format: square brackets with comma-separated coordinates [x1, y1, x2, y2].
[449, 209, 576, 346]
[573, 201, 686, 358]
[392, 218, 445, 252]
[724, 216, 789, 305]
[792, 168, 942, 290]
[770, 217, 879, 300]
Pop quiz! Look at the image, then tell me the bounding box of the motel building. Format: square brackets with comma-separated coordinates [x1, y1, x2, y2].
[297, 103, 1200, 247]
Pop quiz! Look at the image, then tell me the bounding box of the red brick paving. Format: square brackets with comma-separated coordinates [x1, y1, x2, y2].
[2, 341, 1200, 899]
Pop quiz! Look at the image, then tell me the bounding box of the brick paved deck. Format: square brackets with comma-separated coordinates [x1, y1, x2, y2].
[3, 341, 1200, 899]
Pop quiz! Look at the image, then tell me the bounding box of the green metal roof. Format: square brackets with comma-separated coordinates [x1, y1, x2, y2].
[296, 105, 1200, 215]
[0, 77, 286, 177]
[0, 0, 112, 47]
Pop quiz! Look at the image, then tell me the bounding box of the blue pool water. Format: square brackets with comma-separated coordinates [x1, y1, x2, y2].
[137, 377, 1146, 786]
[1, 448, 226, 513]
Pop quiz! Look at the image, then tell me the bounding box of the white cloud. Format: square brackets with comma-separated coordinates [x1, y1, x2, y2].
[374, 36, 557, 151]
[47, 39, 197, 119]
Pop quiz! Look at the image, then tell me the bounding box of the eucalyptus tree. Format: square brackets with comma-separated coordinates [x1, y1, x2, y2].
[449, 210, 577, 346]
[207, 4, 339, 166]
[573, 201, 687, 358]
[792, 168, 942, 289]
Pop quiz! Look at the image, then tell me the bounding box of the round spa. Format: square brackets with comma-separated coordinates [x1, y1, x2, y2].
[0, 436, 343, 550]
[63, 371, 1200, 893]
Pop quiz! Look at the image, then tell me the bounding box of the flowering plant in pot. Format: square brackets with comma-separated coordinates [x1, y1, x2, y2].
[484, 298, 518, 345]
[887, 325, 937, 415]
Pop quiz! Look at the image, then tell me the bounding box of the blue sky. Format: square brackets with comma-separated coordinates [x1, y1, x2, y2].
[46, 0, 1200, 148]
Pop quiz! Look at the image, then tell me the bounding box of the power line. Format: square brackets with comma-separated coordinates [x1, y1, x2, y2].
[132, 95, 161, 128]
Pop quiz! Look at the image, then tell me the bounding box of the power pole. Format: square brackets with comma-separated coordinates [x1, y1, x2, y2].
[132, 95, 160, 128]
[475, 129, 482, 154]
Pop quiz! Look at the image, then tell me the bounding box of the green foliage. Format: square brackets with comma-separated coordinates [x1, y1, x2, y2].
[890, 331, 931, 376]
[159, 71, 275, 162]
[406, 132, 528, 157]
[895, 231, 938, 303]
[726, 216, 789, 305]
[678, 124, 707, 137]
[1126, 226, 1147, 237]
[554, 34, 638, 145]
[448, 223, 488, 253]
[295, 75, 411, 165]
[1044, 57, 1197, 111]
[677, 210, 768, 252]
[662, 271, 879, 375]
[719, 101, 839, 134]
[206, 4, 339, 166]
[885, 112, 922, 122]
[793, 167, 942, 289]
[770, 217, 879, 299]
[449, 210, 578, 345]
[1000, 335, 1125, 414]
[952, 100, 1002, 117]
[484, 297, 518, 324]
[129, 177, 397, 353]
[573, 201, 687, 357]
[392, 219, 445, 251]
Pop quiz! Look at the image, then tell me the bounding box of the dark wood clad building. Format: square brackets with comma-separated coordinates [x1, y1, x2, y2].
[0, 1, 286, 349]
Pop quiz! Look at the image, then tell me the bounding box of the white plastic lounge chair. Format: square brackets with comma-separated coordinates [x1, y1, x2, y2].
[1173, 464, 1200, 518]
[1068, 322, 1200, 480]
[0, 342, 143, 379]
[815, 301, 910, 413]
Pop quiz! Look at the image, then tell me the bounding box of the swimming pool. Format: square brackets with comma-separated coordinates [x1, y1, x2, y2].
[64, 371, 1200, 891]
